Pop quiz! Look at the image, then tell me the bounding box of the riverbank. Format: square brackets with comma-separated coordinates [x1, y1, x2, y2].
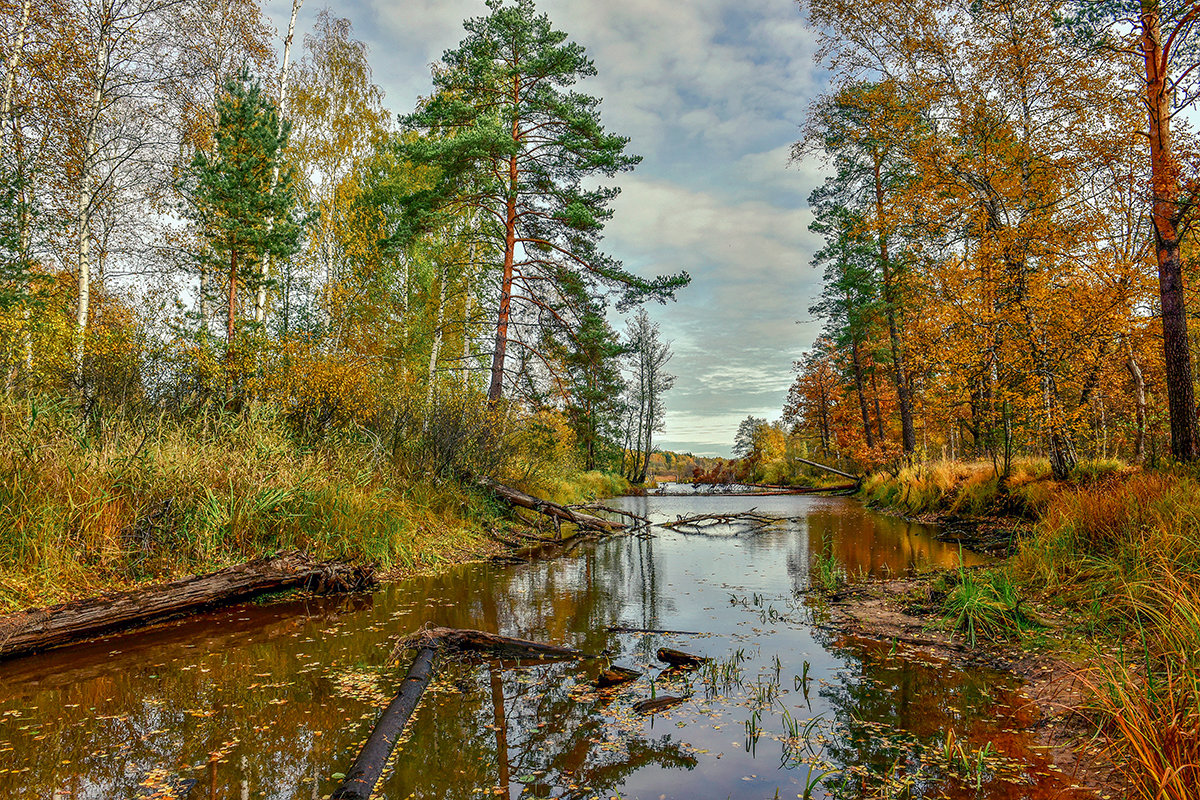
[838, 460, 1200, 800]
[819, 575, 1122, 795]
[0, 397, 629, 615]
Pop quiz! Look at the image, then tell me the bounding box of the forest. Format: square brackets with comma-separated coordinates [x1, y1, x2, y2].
[5, 1, 1200, 798]
[0, 0, 685, 608]
[783, 0, 1197, 478]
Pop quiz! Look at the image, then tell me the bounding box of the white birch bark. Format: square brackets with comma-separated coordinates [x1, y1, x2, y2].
[1, 0, 33, 132]
[254, 0, 302, 325]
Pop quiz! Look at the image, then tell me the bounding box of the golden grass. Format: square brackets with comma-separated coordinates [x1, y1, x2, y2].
[1079, 575, 1200, 800]
[0, 398, 503, 612]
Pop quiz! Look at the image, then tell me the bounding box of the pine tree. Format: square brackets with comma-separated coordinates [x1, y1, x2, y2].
[183, 69, 302, 389]
[560, 305, 627, 471]
[395, 0, 688, 401]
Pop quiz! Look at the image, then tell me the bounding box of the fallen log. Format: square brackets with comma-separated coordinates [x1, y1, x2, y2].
[338, 627, 591, 798]
[657, 647, 707, 670]
[0, 551, 375, 661]
[478, 478, 626, 534]
[396, 626, 595, 663]
[331, 645, 438, 800]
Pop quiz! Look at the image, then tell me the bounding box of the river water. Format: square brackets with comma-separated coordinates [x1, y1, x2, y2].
[0, 491, 1093, 799]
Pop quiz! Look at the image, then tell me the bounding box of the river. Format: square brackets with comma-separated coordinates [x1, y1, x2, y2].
[0, 490, 1092, 799]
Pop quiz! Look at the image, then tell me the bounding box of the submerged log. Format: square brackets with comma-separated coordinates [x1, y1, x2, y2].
[0, 552, 375, 661]
[632, 696, 686, 715]
[338, 627, 590, 798]
[596, 665, 641, 689]
[397, 626, 595, 662]
[478, 478, 626, 533]
[331, 645, 438, 800]
[657, 647, 707, 670]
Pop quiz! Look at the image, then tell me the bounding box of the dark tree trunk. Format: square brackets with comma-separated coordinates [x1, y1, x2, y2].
[1126, 350, 1148, 463]
[850, 335, 875, 448]
[332, 646, 438, 800]
[488, 75, 522, 402]
[1142, 2, 1199, 460]
[874, 154, 916, 454]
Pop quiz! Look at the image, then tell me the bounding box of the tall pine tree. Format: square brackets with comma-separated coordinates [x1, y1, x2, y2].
[395, 0, 688, 401]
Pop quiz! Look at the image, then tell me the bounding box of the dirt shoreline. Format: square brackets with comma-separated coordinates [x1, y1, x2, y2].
[819, 574, 1124, 797]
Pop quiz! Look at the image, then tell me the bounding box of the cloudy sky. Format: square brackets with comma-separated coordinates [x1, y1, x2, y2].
[265, 0, 832, 457]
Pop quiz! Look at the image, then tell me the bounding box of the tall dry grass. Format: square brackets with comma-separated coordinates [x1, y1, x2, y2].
[1016, 472, 1200, 798]
[0, 397, 502, 611]
[1080, 577, 1200, 800]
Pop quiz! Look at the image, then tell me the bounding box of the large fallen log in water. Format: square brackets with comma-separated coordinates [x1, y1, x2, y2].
[0, 551, 375, 661]
[478, 477, 626, 534]
[332, 645, 439, 800]
[338, 627, 593, 799]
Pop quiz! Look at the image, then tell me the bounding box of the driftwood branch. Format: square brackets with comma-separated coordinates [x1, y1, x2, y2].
[661, 510, 804, 535]
[479, 478, 626, 533]
[0, 551, 375, 661]
[395, 626, 596, 663]
[568, 503, 651, 525]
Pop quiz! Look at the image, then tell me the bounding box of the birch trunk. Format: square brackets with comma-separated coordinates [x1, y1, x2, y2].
[254, 0, 303, 325]
[424, 267, 446, 424]
[0, 0, 33, 131]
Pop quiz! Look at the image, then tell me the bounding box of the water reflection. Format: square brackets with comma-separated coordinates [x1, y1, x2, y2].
[0, 494, 1080, 800]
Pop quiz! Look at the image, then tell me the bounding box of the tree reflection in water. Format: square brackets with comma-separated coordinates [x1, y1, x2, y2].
[0, 494, 1085, 800]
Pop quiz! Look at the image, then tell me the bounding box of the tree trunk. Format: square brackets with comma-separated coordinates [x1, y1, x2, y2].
[477, 477, 625, 533]
[255, 0, 303, 325]
[1142, 2, 1198, 461]
[871, 367, 885, 444]
[0, 552, 374, 660]
[424, 267, 446, 424]
[75, 20, 110, 397]
[1126, 349, 1148, 463]
[874, 153, 916, 454]
[488, 73, 522, 402]
[849, 335, 874, 448]
[226, 248, 239, 398]
[0, 0, 32, 131]
[331, 646, 438, 800]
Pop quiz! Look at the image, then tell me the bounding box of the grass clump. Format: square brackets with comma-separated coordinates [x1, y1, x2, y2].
[937, 567, 1042, 645]
[1082, 577, 1200, 800]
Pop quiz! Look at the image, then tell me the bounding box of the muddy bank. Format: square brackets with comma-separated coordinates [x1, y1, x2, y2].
[818, 575, 1124, 797]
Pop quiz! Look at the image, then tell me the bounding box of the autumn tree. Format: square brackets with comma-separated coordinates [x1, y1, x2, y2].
[396, 0, 688, 402]
[798, 0, 1149, 477]
[798, 80, 921, 454]
[287, 9, 389, 331]
[181, 69, 301, 392]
